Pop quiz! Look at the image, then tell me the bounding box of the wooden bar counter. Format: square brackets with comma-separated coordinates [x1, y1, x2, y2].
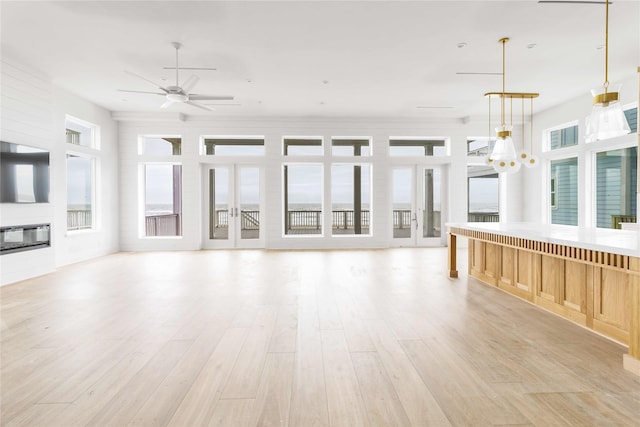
[447, 222, 640, 376]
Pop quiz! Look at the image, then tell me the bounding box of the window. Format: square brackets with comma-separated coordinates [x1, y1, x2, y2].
[467, 138, 495, 157]
[66, 154, 95, 230]
[624, 105, 637, 134]
[141, 136, 181, 155]
[331, 164, 371, 235]
[332, 138, 370, 156]
[389, 138, 447, 156]
[65, 116, 99, 149]
[548, 124, 578, 150]
[144, 164, 182, 237]
[203, 137, 265, 156]
[467, 165, 499, 222]
[596, 146, 637, 229]
[284, 164, 323, 235]
[550, 157, 578, 225]
[65, 116, 99, 231]
[284, 137, 323, 156]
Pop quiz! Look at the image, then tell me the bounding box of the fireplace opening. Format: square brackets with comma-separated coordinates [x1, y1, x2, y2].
[0, 224, 51, 255]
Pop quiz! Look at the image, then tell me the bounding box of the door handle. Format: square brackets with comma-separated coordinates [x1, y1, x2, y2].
[235, 207, 239, 217]
[413, 213, 418, 230]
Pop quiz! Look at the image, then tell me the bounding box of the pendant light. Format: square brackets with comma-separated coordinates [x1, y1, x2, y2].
[486, 38, 539, 174]
[585, 0, 631, 141]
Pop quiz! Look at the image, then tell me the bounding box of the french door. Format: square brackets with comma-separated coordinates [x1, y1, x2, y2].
[203, 165, 264, 248]
[391, 165, 448, 246]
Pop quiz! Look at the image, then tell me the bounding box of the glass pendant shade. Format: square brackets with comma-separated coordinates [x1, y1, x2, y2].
[585, 84, 631, 141]
[507, 160, 521, 174]
[490, 126, 518, 173]
[523, 154, 538, 168]
[490, 127, 516, 160]
[518, 152, 539, 169]
[492, 159, 510, 173]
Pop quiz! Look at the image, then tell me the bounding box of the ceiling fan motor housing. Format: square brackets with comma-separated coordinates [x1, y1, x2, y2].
[166, 86, 188, 103]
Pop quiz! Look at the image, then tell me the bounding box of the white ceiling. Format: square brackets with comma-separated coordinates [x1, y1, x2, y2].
[1, 1, 639, 120]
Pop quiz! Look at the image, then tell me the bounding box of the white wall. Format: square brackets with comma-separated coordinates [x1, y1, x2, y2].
[116, 114, 527, 251]
[523, 72, 638, 226]
[0, 57, 119, 286]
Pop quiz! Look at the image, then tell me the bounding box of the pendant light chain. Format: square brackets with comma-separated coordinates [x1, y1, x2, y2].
[522, 98, 525, 154]
[604, 0, 609, 90]
[530, 98, 534, 156]
[488, 95, 492, 143]
[501, 39, 506, 126]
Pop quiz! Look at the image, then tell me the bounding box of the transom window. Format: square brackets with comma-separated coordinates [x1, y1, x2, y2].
[65, 115, 100, 149]
[332, 138, 370, 156]
[466, 137, 495, 157]
[547, 123, 578, 150]
[283, 137, 323, 156]
[390, 138, 447, 156]
[140, 136, 181, 155]
[203, 137, 265, 156]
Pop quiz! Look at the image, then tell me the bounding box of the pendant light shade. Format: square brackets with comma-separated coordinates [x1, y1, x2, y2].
[586, 84, 631, 141]
[491, 126, 516, 161]
[587, 0, 631, 141]
[521, 153, 539, 169]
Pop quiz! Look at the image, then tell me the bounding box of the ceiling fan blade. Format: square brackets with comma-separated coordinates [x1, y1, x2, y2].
[163, 67, 217, 71]
[118, 89, 166, 95]
[125, 70, 169, 93]
[189, 94, 234, 101]
[160, 99, 176, 109]
[181, 75, 199, 93]
[185, 100, 214, 111]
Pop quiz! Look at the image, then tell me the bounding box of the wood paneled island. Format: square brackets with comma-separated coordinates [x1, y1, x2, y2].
[447, 222, 640, 376]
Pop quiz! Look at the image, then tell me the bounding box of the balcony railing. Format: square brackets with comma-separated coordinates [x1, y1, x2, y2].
[468, 212, 499, 222]
[393, 210, 412, 229]
[215, 209, 424, 232]
[288, 211, 321, 230]
[332, 210, 370, 229]
[145, 213, 181, 236]
[67, 209, 92, 230]
[611, 214, 637, 229]
[214, 210, 259, 230]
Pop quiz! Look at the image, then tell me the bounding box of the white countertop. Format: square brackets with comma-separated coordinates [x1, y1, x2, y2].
[446, 222, 640, 258]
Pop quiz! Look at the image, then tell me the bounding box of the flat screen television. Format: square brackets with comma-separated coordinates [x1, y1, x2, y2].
[0, 141, 50, 203]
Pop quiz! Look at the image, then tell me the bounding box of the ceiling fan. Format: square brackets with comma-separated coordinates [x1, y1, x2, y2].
[119, 42, 233, 111]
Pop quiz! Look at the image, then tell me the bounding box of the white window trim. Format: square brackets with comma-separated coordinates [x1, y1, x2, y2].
[65, 115, 101, 150]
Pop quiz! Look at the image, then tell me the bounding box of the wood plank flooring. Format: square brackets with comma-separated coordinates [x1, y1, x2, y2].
[2, 248, 639, 426]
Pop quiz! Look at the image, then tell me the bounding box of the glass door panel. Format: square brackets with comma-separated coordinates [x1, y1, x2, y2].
[239, 167, 260, 240]
[205, 165, 263, 248]
[392, 168, 415, 244]
[417, 166, 446, 246]
[421, 168, 441, 239]
[210, 167, 229, 240]
[392, 165, 446, 247]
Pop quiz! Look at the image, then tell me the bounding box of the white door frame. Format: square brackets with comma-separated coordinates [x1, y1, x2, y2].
[202, 164, 265, 249]
[390, 164, 448, 247]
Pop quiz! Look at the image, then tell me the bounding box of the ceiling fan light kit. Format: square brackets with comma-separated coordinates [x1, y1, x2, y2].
[118, 42, 233, 111]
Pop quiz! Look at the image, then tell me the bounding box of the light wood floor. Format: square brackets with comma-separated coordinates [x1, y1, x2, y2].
[2, 248, 639, 426]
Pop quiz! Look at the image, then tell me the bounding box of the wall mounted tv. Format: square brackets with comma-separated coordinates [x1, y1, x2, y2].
[0, 141, 50, 203]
